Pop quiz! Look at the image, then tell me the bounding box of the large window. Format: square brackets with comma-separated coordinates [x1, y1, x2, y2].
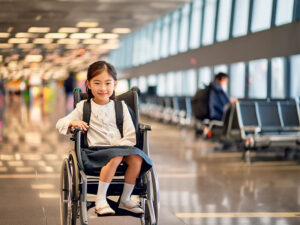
[216, 0, 232, 42]
[179, 3, 191, 53]
[275, 0, 294, 26]
[189, 0, 203, 49]
[198, 67, 212, 88]
[153, 20, 162, 61]
[166, 72, 176, 96]
[230, 62, 245, 98]
[271, 57, 285, 98]
[202, 0, 217, 46]
[232, 0, 250, 37]
[175, 71, 183, 96]
[248, 59, 268, 98]
[161, 15, 170, 58]
[169, 10, 180, 56]
[130, 77, 138, 88]
[182, 69, 197, 96]
[138, 76, 148, 93]
[214, 64, 228, 74]
[251, 0, 273, 33]
[290, 54, 300, 98]
[157, 73, 166, 96]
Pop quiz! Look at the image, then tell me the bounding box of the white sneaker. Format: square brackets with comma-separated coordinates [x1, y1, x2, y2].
[95, 204, 115, 215]
[119, 200, 144, 214]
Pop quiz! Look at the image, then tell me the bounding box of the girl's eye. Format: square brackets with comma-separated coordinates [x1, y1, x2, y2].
[106, 83, 111, 85]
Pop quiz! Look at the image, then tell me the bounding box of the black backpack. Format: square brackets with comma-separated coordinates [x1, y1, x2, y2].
[81, 100, 137, 148]
[191, 84, 211, 120]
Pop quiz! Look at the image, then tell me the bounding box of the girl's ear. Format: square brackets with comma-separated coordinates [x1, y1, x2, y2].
[114, 80, 118, 89]
[86, 80, 91, 89]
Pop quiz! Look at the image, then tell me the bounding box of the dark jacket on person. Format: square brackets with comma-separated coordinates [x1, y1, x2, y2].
[208, 81, 229, 121]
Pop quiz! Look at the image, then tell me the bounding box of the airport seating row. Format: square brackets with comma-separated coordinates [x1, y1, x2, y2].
[140, 94, 300, 161]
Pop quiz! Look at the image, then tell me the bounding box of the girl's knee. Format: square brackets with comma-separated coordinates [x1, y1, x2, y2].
[109, 156, 123, 167]
[127, 155, 143, 166]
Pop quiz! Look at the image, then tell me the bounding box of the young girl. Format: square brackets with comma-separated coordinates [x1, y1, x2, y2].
[56, 61, 152, 216]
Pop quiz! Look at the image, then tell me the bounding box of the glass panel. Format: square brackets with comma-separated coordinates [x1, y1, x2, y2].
[230, 62, 245, 98]
[214, 64, 228, 74]
[166, 72, 176, 96]
[248, 59, 268, 98]
[251, 0, 273, 32]
[130, 77, 138, 88]
[147, 74, 157, 86]
[216, 0, 232, 42]
[169, 10, 180, 56]
[161, 15, 170, 58]
[232, 0, 250, 37]
[202, 0, 217, 46]
[179, 3, 191, 53]
[198, 67, 212, 88]
[182, 69, 197, 96]
[116, 79, 129, 94]
[145, 24, 154, 63]
[271, 57, 285, 98]
[157, 73, 166, 96]
[138, 76, 148, 93]
[153, 20, 162, 60]
[175, 71, 183, 96]
[190, 0, 203, 49]
[290, 54, 300, 97]
[275, 0, 294, 26]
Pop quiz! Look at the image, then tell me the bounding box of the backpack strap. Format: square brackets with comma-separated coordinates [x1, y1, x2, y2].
[82, 101, 91, 148]
[114, 100, 124, 138]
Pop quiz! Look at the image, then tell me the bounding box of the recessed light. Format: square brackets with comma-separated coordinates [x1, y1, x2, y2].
[76, 22, 99, 28]
[28, 27, 50, 33]
[96, 33, 118, 39]
[112, 28, 131, 34]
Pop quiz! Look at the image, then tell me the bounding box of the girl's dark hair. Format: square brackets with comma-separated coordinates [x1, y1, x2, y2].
[86, 60, 117, 102]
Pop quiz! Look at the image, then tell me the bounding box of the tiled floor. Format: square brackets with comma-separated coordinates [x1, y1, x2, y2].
[1, 93, 300, 225]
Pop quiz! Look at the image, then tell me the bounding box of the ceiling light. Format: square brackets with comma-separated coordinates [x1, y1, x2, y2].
[0, 32, 10, 38]
[33, 38, 53, 44]
[112, 28, 131, 34]
[85, 28, 104, 33]
[70, 33, 92, 39]
[45, 33, 68, 39]
[25, 55, 43, 62]
[99, 43, 119, 49]
[96, 33, 118, 39]
[0, 43, 13, 48]
[83, 39, 103, 44]
[76, 22, 99, 27]
[57, 39, 79, 44]
[18, 44, 35, 49]
[58, 27, 79, 33]
[8, 38, 29, 44]
[15, 33, 38, 38]
[65, 44, 79, 49]
[44, 44, 59, 49]
[28, 27, 50, 33]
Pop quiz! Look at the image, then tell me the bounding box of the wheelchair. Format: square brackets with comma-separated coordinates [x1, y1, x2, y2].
[59, 87, 159, 225]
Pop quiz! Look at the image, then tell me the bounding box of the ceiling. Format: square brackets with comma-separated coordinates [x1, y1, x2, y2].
[0, 0, 190, 80]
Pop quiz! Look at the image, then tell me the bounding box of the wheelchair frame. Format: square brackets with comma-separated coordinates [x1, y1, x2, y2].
[59, 87, 160, 225]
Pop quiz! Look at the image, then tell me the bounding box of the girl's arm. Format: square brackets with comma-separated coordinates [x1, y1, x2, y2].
[56, 100, 85, 135]
[117, 101, 136, 146]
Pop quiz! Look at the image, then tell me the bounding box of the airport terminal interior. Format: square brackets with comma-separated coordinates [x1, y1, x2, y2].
[0, 0, 300, 224]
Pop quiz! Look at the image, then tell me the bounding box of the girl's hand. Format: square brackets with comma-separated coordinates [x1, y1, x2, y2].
[69, 120, 89, 132]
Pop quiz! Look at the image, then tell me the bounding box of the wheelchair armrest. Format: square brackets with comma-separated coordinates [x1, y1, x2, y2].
[139, 123, 152, 131]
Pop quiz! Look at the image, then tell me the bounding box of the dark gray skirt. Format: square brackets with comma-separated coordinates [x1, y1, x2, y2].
[81, 146, 153, 176]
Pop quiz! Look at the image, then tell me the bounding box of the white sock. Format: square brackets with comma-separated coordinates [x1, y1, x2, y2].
[96, 181, 110, 208]
[120, 183, 135, 203]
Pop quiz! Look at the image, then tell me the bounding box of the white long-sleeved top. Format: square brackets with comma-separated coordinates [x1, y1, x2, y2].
[56, 99, 136, 147]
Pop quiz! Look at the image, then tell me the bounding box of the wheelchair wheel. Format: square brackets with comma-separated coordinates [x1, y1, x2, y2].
[143, 166, 160, 225]
[60, 158, 77, 225]
[69, 151, 79, 222]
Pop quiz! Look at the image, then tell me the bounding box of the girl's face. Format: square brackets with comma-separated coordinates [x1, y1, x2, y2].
[87, 70, 117, 105]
